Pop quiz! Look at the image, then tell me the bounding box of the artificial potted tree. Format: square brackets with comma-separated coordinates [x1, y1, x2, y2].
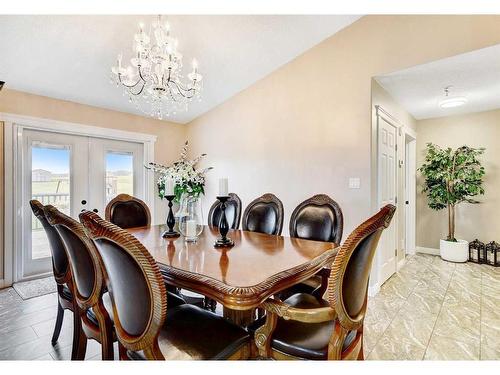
[419, 143, 485, 262]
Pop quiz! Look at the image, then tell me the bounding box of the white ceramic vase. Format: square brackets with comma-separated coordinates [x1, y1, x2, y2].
[440, 239, 469, 263]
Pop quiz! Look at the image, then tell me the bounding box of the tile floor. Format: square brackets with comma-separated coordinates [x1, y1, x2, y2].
[0, 253, 498, 360]
[364, 253, 500, 360]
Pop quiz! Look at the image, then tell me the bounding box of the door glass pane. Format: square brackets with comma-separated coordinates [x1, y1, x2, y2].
[31, 144, 70, 260]
[106, 151, 133, 203]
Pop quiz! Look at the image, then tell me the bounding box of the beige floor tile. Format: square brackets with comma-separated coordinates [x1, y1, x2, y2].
[401, 290, 443, 316]
[433, 307, 480, 345]
[368, 334, 425, 360]
[425, 335, 479, 360]
[383, 313, 435, 349]
[481, 333, 500, 360]
[444, 285, 481, 308]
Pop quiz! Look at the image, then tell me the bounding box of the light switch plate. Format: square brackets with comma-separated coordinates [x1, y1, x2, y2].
[349, 177, 360, 189]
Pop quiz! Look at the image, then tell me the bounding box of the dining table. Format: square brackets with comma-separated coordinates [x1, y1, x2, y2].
[126, 224, 339, 326]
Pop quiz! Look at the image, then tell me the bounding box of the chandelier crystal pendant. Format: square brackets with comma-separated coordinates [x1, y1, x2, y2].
[111, 15, 203, 120]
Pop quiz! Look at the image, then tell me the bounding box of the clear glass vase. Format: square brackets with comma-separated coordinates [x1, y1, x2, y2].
[177, 194, 204, 242]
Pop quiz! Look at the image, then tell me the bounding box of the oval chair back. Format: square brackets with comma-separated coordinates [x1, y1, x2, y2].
[326, 204, 396, 358]
[289, 194, 343, 244]
[44, 206, 103, 307]
[44, 205, 115, 360]
[207, 192, 242, 230]
[242, 193, 284, 235]
[80, 210, 167, 359]
[29, 200, 70, 282]
[105, 194, 151, 229]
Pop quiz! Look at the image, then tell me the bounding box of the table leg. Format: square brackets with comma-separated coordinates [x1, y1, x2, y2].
[223, 307, 255, 327]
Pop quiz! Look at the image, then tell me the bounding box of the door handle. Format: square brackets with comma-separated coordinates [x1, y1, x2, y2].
[81, 200, 87, 205]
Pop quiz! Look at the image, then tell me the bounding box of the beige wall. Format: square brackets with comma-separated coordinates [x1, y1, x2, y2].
[371, 80, 417, 261]
[187, 15, 500, 252]
[0, 89, 187, 281]
[416, 109, 500, 249]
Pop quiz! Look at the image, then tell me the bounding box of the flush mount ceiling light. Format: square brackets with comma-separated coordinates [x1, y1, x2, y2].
[439, 86, 467, 109]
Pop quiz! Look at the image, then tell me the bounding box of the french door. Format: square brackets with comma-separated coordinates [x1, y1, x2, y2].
[20, 129, 144, 279]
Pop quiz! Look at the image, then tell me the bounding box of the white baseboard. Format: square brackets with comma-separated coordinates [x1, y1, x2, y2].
[368, 283, 380, 297]
[416, 246, 440, 256]
[406, 246, 416, 255]
[397, 257, 407, 271]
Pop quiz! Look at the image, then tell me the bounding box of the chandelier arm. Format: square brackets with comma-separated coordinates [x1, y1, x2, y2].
[169, 79, 197, 99]
[130, 81, 147, 96]
[166, 81, 179, 102]
[137, 65, 148, 83]
[118, 73, 142, 89]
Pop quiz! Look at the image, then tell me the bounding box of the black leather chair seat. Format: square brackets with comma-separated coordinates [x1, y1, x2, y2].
[129, 304, 249, 360]
[248, 293, 356, 360]
[86, 291, 186, 327]
[61, 285, 73, 301]
[279, 276, 322, 301]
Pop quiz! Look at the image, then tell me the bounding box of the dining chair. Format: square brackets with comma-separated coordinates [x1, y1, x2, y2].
[44, 205, 115, 360]
[281, 194, 344, 299]
[105, 193, 151, 229]
[207, 192, 242, 230]
[29, 200, 74, 346]
[242, 193, 284, 235]
[251, 204, 396, 360]
[80, 210, 251, 360]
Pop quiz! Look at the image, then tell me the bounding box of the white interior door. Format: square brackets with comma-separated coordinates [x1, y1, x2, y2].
[377, 117, 398, 285]
[22, 129, 89, 278]
[88, 138, 144, 215]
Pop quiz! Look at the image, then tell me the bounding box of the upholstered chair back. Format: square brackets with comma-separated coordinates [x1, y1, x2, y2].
[289, 194, 343, 244]
[29, 200, 69, 281]
[242, 193, 284, 235]
[44, 206, 103, 306]
[105, 194, 151, 229]
[207, 193, 242, 230]
[328, 205, 396, 326]
[80, 211, 167, 352]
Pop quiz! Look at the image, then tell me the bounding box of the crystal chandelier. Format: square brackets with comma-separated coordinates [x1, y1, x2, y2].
[111, 15, 203, 120]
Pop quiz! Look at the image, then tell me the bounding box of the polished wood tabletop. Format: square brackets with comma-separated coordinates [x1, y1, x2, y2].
[126, 225, 338, 311]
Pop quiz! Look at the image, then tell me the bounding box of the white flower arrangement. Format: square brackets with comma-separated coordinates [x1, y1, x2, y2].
[146, 141, 213, 202]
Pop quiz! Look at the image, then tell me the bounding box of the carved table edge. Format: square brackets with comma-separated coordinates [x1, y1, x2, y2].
[159, 246, 338, 310]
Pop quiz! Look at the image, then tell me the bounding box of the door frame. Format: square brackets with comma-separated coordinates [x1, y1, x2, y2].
[1, 112, 157, 285]
[404, 127, 417, 256]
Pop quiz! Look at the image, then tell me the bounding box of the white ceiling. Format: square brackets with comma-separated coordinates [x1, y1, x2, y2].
[376, 43, 500, 120]
[0, 15, 361, 124]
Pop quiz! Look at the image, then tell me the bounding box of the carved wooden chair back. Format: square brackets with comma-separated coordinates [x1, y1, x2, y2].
[30, 200, 70, 283]
[105, 193, 151, 229]
[326, 204, 396, 356]
[80, 210, 167, 357]
[207, 192, 242, 230]
[289, 194, 343, 244]
[242, 193, 284, 235]
[44, 205, 104, 310]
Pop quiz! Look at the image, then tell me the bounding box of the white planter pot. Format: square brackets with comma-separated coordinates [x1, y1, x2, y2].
[440, 239, 469, 263]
